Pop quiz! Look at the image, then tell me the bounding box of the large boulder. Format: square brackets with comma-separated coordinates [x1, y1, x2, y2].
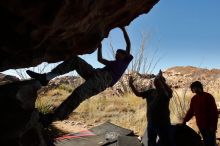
[142, 124, 203, 146]
[0, 0, 159, 71]
[0, 73, 20, 84]
[0, 80, 47, 146]
[0, 1, 160, 145]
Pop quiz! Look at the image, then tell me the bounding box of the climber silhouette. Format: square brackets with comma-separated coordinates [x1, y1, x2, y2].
[26, 27, 133, 126]
[129, 70, 174, 146]
[183, 81, 218, 146]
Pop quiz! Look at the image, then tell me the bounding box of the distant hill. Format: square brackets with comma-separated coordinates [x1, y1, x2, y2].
[165, 66, 220, 77]
[33, 66, 220, 98]
[164, 66, 220, 94]
[1, 66, 219, 98]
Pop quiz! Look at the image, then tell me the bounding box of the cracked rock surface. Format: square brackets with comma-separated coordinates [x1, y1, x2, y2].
[0, 0, 159, 71]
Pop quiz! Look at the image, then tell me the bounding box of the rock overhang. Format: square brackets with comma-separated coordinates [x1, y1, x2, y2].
[0, 0, 159, 71]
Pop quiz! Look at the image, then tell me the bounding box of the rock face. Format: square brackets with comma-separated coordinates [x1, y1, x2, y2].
[0, 0, 159, 71]
[164, 66, 220, 93]
[0, 2, 160, 145]
[173, 124, 203, 146]
[40, 66, 220, 97]
[0, 80, 47, 146]
[0, 73, 20, 85]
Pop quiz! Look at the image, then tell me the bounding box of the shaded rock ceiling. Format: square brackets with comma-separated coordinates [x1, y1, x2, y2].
[0, 0, 159, 72]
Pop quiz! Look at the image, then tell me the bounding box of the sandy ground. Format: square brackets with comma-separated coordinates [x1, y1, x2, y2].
[53, 117, 220, 145]
[52, 120, 88, 133]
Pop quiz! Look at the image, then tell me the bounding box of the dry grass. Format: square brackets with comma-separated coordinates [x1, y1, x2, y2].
[36, 89, 147, 135]
[36, 88, 70, 113]
[170, 89, 192, 123]
[36, 86, 220, 136]
[73, 93, 147, 135]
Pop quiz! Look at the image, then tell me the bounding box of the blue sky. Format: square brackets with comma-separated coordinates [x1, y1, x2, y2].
[3, 0, 220, 77]
[81, 0, 220, 73]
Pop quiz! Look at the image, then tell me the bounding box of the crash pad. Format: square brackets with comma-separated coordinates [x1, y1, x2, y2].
[117, 136, 142, 146]
[141, 124, 203, 146]
[54, 122, 134, 146]
[90, 122, 134, 143]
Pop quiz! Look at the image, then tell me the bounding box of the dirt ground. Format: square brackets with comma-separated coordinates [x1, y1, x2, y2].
[52, 117, 220, 145]
[52, 120, 90, 134]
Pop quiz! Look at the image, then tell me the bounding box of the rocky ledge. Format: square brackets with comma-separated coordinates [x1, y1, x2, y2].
[0, 0, 159, 71]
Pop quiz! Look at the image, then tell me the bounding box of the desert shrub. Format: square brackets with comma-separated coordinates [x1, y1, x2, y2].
[57, 84, 73, 93]
[35, 97, 54, 114]
[170, 89, 191, 123]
